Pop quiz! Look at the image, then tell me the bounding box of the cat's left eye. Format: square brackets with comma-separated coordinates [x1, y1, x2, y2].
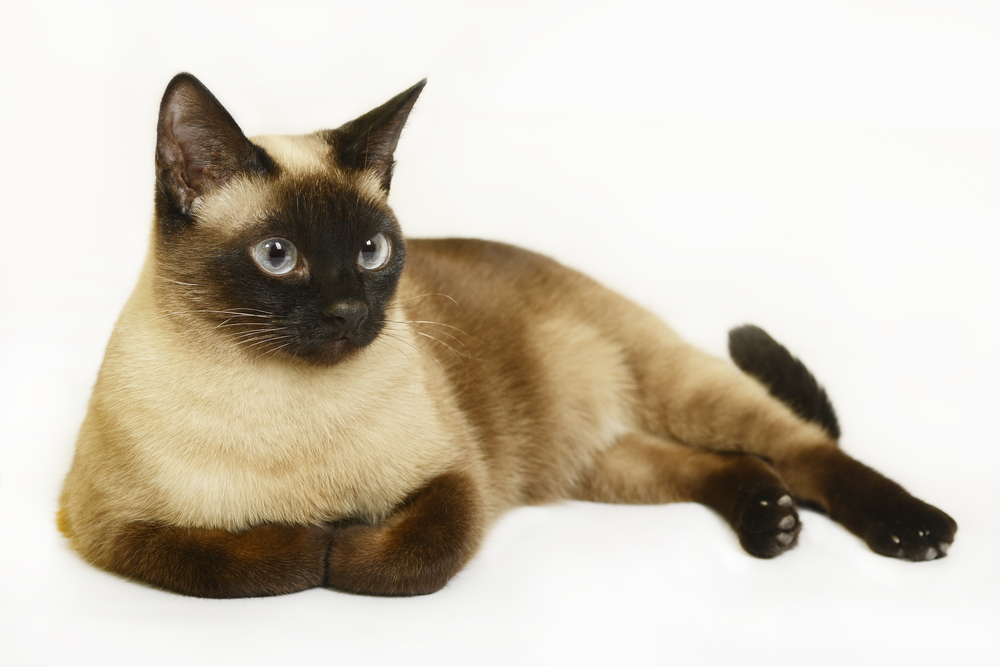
[358, 233, 391, 271]
[253, 238, 298, 275]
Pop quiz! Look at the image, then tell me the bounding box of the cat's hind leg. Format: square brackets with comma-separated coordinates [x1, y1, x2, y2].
[627, 325, 957, 560]
[573, 433, 801, 558]
[728, 324, 957, 559]
[779, 446, 956, 561]
[728, 324, 957, 560]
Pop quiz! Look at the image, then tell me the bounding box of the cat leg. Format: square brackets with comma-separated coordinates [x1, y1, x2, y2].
[632, 325, 956, 560]
[101, 521, 331, 598]
[325, 470, 486, 596]
[95, 470, 484, 598]
[632, 340, 837, 459]
[773, 447, 957, 561]
[574, 433, 801, 558]
[727, 325, 957, 560]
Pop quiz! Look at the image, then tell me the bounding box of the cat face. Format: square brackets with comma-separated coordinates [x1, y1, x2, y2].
[151, 74, 424, 366]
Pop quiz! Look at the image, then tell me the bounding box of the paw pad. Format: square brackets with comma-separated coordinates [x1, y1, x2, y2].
[737, 488, 801, 559]
[863, 496, 958, 562]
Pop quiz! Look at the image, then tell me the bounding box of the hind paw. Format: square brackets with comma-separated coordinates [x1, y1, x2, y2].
[736, 489, 801, 558]
[862, 497, 957, 561]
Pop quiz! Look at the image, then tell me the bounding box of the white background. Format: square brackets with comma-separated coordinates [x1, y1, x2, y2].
[2, 1, 998, 665]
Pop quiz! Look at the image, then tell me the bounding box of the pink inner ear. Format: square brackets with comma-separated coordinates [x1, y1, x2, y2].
[165, 118, 233, 205]
[155, 74, 254, 216]
[183, 160, 228, 193]
[171, 123, 212, 195]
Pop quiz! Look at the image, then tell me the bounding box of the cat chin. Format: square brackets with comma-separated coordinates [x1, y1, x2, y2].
[291, 340, 360, 366]
[289, 340, 363, 367]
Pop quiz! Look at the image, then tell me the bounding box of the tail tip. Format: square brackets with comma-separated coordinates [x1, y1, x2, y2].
[727, 324, 841, 441]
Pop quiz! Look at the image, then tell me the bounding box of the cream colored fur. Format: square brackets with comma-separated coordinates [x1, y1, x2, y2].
[60, 133, 834, 569]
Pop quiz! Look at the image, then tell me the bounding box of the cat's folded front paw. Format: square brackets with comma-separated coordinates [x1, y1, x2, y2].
[862, 497, 957, 561]
[735, 488, 801, 558]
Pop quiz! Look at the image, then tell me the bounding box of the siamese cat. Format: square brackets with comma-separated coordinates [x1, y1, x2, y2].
[58, 73, 957, 598]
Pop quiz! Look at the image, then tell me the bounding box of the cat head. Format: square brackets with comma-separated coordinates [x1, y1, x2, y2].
[151, 73, 424, 366]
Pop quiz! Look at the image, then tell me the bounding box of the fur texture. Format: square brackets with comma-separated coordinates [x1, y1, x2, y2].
[58, 74, 957, 597]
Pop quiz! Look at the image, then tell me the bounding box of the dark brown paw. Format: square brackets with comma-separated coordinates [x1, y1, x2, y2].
[735, 488, 801, 558]
[862, 496, 957, 561]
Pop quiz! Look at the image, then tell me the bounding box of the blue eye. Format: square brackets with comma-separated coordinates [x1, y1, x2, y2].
[358, 233, 391, 270]
[253, 238, 298, 275]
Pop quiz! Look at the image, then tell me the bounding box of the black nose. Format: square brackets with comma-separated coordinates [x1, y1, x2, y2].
[327, 301, 368, 334]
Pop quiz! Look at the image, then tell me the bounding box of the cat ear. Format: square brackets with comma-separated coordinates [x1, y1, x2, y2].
[326, 79, 426, 192]
[155, 73, 274, 218]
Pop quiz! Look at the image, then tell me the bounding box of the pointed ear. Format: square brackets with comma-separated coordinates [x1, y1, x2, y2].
[155, 73, 274, 219]
[326, 79, 426, 192]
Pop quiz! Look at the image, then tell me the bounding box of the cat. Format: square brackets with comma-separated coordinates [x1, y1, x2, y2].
[58, 73, 957, 598]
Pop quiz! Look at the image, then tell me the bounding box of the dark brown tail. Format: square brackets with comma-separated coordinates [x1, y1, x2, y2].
[728, 325, 840, 440]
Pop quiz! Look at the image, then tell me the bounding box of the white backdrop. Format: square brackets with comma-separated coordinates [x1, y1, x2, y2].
[2, 1, 998, 665]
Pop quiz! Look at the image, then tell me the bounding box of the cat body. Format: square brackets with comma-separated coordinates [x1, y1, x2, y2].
[58, 75, 956, 597]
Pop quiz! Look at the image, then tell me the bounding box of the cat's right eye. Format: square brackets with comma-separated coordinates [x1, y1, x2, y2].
[253, 238, 298, 275]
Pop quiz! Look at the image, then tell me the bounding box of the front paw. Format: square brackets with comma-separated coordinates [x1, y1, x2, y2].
[735, 488, 801, 559]
[862, 496, 957, 561]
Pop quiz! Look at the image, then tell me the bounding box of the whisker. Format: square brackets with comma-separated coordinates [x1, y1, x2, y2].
[254, 342, 291, 361]
[207, 311, 275, 318]
[231, 328, 288, 340]
[145, 309, 277, 325]
[234, 328, 288, 342]
[396, 292, 460, 308]
[410, 330, 477, 361]
[361, 345, 401, 381]
[391, 318, 479, 340]
[380, 318, 479, 361]
[387, 319, 480, 353]
[373, 348, 401, 381]
[237, 308, 277, 315]
[378, 331, 444, 370]
[379, 328, 479, 394]
[408, 319, 471, 332]
[154, 275, 200, 287]
[216, 320, 279, 329]
[241, 335, 292, 350]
